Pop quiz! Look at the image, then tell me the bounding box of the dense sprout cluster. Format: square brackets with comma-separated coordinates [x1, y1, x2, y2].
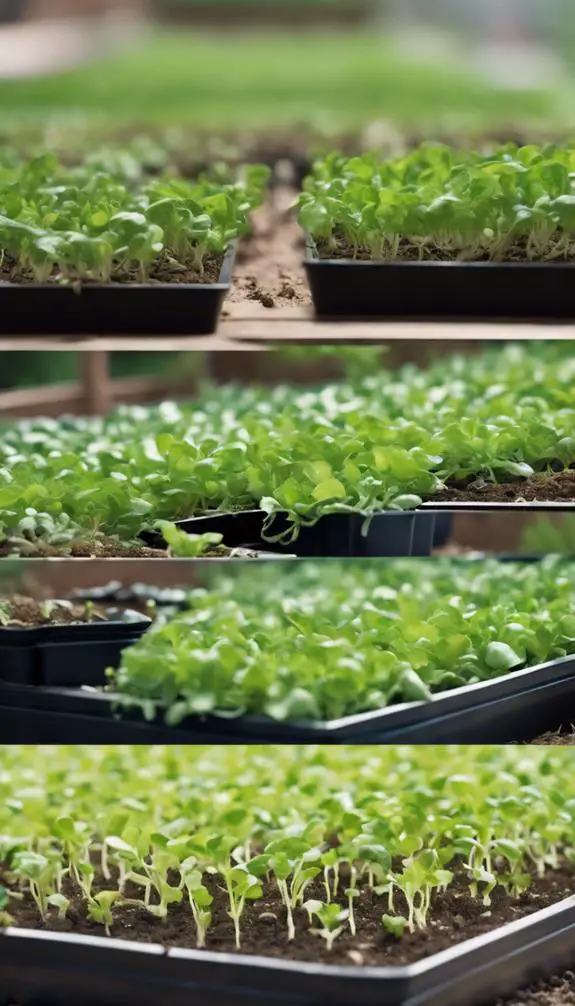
[300, 143, 575, 261]
[0, 343, 572, 549]
[0, 154, 269, 283]
[1, 746, 573, 953]
[108, 558, 575, 724]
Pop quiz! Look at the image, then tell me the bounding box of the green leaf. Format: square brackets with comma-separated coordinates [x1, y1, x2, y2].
[312, 478, 347, 502]
[485, 642, 523, 672]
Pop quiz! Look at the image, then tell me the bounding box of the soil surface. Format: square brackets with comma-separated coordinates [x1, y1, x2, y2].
[532, 728, 575, 746]
[4, 863, 574, 969]
[317, 233, 575, 264]
[0, 535, 290, 560]
[0, 537, 167, 559]
[0, 251, 224, 287]
[497, 972, 575, 1006]
[0, 595, 106, 628]
[433, 471, 575, 504]
[226, 187, 310, 310]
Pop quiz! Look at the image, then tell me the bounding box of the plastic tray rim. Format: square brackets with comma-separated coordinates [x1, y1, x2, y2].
[2, 893, 574, 979]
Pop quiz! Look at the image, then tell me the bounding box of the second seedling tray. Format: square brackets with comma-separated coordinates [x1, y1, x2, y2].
[304, 247, 575, 321]
[1, 653, 573, 743]
[0, 615, 150, 687]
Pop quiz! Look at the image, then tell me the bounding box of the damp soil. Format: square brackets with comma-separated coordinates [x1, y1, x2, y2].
[0, 251, 224, 287]
[226, 187, 311, 311]
[497, 971, 575, 1006]
[532, 728, 575, 746]
[4, 864, 574, 969]
[315, 233, 575, 265]
[0, 537, 167, 560]
[0, 595, 107, 628]
[432, 471, 575, 504]
[0, 535, 288, 560]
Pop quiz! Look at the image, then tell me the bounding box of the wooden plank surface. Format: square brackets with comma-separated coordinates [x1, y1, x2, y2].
[0, 304, 574, 349]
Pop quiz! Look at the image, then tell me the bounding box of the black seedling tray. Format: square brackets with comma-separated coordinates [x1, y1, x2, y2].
[1, 653, 573, 743]
[141, 509, 437, 557]
[0, 0, 26, 22]
[304, 244, 575, 321]
[2, 896, 574, 1006]
[0, 244, 235, 335]
[0, 616, 150, 688]
[432, 512, 453, 547]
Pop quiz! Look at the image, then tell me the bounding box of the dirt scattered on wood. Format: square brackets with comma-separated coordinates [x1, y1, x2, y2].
[226, 187, 310, 311]
[5, 863, 573, 969]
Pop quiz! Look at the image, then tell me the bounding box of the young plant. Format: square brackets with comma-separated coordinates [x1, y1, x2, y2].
[11, 850, 61, 920]
[303, 900, 349, 951]
[154, 521, 224, 558]
[180, 857, 213, 948]
[86, 891, 122, 936]
[204, 836, 262, 949]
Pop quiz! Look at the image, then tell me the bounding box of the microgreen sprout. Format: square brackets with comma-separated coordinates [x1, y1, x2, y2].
[0, 155, 270, 285]
[1, 746, 573, 955]
[300, 143, 575, 264]
[106, 556, 575, 726]
[304, 901, 349, 951]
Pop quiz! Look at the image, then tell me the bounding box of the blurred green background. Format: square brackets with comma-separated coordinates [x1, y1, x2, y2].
[0, 30, 569, 135]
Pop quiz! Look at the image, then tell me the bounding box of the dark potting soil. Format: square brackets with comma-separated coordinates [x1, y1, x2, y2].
[4, 864, 574, 969]
[496, 971, 575, 1006]
[316, 233, 575, 264]
[532, 728, 575, 746]
[0, 250, 225, 287]
[0, 536, 286, 560]
[0, 537, 167, 560]
[0, 595, 107, 628]
[432, 471, 575, 504]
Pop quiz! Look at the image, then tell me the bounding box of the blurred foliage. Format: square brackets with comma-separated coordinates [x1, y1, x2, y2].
[520, 516, 575, 555]
[0, 353, 192, 390]
[0, 31, 568, 134]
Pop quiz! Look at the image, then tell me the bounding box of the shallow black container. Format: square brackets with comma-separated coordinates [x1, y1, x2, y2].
[141, 508, 437, 557]
[0, 0, 25, 22]
[1, 653, 573, 743]
[0, 245, 235, 335]
[304, 247, 575, 321]
[432, 512, 454, 548]
[0, 617, 149, 687]
[2, 896, 574, 1006]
